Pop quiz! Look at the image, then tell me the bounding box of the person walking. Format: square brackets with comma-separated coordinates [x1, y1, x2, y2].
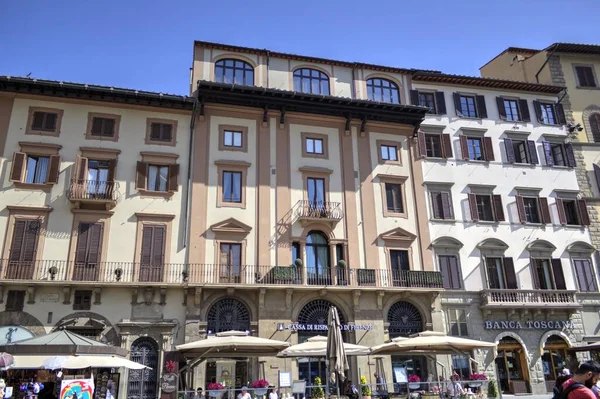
[556, 361, 600, 399]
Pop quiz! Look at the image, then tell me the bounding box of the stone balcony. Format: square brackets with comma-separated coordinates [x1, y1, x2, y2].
[480, 289, 580, 309]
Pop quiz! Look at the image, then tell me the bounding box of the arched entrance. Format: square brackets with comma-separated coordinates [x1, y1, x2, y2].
[205, 298, 251, 389]
[542, 335, 570, 391]
[388, 301, 426, 389]
[296, 299, 346, 386]
[306, 231, 331, 285]
[127, 337, 159, 399]
[495, 336, 530, 394]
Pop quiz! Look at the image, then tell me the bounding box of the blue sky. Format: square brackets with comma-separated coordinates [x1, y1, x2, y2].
[1, 0, 599, 95]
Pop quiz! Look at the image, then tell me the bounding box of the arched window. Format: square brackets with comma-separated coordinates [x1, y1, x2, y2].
[215, 59, 254, 86]
[297, 299, 346, 341]
[542, 335, 570, 381]
[127, 337, 159, 399]
[590, 113, 600, 143]
[387, 301, 423, 338]
[207, 298, 250, 333]
[367, 78, 400, 104]
[306, 231, 330, 284]
[293, 68, 330, 95]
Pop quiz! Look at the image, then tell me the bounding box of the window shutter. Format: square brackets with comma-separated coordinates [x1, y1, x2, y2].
[594, 164, 600, 195]
[10, 152, 26, 182]
[576, 67, 587, 86]
[539, 197, 552, 224]
[150, 123, 161, 140]
[555, 103, 567, 125]
[417, 131, 427, 158]
[449, 256, 461, 289]
[435, 92, 446, 115]
[8, 220, 27, 261]
[496, 97, 506, 120]
[503, 257, 518, 289]
[77, 156, 88, 182]
[32, 112, 45, 129]
[533, 100, 544, 123]
[527, 141, 538, 165]
[47, 155, 60, 184]
[577, 199, 591, 226]
[492, 194, 505, 221]
[468, 193, 479, 221]
[531, 259, 542, 289]
[75, 223, 90, 264]
[583, 260, 597, 291]
[555, 199, 567, 225]
[87, 223, 103, 265]
[22, 220, 39, 262]
[104, 119, 116, 136]
[441, 191, 454, 219]
[107, 159, 117, 182]
[45, 113, 57, 131]
[543, 142, 554, 166]
[152, 226, 166, 265]
[552, 259, 566, 290]
[519, 99, 531, 122]
[136, 161, 148, 190]
[453, 93, 462, 116]
[459, 136, 469, 160]
[516, 195, 526, 223]
[168, 164, 179, 192]
[483, 137, 495, 161]
[410, 90, 419, 106]
[504, 138, 515, 163]
[441, 134, 453, 158]
[431, 192, 442, 219]
[590, 114, 600, 142]
[140, 226, 154, 265]
[565, 143, 576, 167]
[574, 260, 587, 291]
[440, 256, 450, 289]
[476, 95, 488, 118]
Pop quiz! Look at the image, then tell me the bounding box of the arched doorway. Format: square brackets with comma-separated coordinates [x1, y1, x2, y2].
[205, 298, 251, 389]
[542, 335, 570, 391]
[495, 336, 529, 394]
[388, 301, 425, 390]
[296, 299, 346, 387]
[127, 337, 159, 399]
[306, 231, 331, 285]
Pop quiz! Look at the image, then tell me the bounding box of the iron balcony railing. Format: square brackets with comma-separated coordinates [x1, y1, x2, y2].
[67, 179, 119, 202]
[481, 289, 579, 307]
[296, 200, 344, 221]
[0, 260, 443, 289]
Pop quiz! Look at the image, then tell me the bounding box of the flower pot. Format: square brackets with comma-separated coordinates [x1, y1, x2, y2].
[361, 396, 371, 399]
[209, 390, 225, 398]
[469, 382, 483, 387]
[255, 388, 268, 396]
[408, 383, 421, 389]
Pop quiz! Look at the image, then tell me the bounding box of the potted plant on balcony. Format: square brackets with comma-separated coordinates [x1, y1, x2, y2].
[207, 382, 226, 398]
[114, 267, 123, 281]
[468, 373, 487, 387]
[251, 379, 270, 396]
[273, 266, 294, 284]
[408, 374, 421, 389]
[48, 266, 58, 280]
[312, 377, 324, 399]
[360, 376, 371, 399]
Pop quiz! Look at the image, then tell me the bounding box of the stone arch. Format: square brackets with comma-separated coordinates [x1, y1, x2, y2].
[291, 293, 352, 325]
[201, 292, 256, 323]
[385, 300, 425, 338]
[0, 311, 45, 337]
[301, 223, 336, 240]
[382, 295, 431, 328]
[52, 311, 120, 346]
[582, 105, 600, 143]
[127, 336, 159, 399]
[206, 297, 252, 333]
[494, 331, 530, 363]
[540, 330, 573, 351]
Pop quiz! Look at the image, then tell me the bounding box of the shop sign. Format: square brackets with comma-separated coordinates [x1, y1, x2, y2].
[161, 373, 178, 393]
[40, 293, 60, 303]
[277, 323, 373, 331]
[484, 320, 574, 330]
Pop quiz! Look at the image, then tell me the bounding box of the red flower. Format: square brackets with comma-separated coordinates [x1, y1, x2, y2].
[164, 360, 177, 373]
[251, 379, 270, 388]
[208, 383, 225, 390]
[408, 375, 421, 383]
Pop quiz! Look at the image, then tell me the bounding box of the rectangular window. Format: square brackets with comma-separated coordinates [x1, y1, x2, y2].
[512, 140, 529, 163]
[90, 117, 116, 138]
[447, 308, 468, 337]
[503, 99, 520, 121]
[532, 259, 556, 289]
[574, 259, 597, 292]
[385, 183, 404, 213]
[550, 143, 566, 166]
[430, 191, 454, 220]
[223, 130, 243, 148]
[540, 103, 556, 125]
[6, 291, 26, 311]
[523, 197, 541, 223]
[222, 171, 242, 203]
[475, 194, 494, 221]
[459, 95, 478, 118]
[25, 155, 50, 184]
[73, 290, 92, 311]
[439, 255, 461, 289]
[219, 243, 242, 283]
[418, 92, 436, 113]
[575, 66, 597, 88]
[425, 134, 442, 158]
[563, 200, 580, 225]
[452, 355, 472, 379]
[31, 111, 58, 131]
[307, 177, 326, 206]
[390, 250, 410, 272]
[305, 138, 324, 154]
[486, 257, 517, 289]
[467, 137, 484, 160]
[149, 123, 173, 143]
[380, 145, 398, 161]
[148, 165, 169, 192]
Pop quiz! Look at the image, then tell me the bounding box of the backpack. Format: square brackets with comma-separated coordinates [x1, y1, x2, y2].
[553, 382, 584, 399]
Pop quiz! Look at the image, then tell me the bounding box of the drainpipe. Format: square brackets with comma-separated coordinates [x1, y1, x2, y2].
[182, 97, 198, 252]
[351, 64, 357, 99]
[265, 50, 271, 87]
[535, 43, 559, 84]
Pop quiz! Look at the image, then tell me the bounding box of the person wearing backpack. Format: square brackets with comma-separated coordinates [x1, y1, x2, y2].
[555, 361, 600, 399]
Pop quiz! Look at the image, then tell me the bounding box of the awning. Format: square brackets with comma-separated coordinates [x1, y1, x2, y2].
[11, 355, 148, 370]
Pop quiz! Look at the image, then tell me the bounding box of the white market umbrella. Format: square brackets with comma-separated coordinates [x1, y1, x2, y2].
[38, 355, 148, 370]
[177, 330, 290, 358]
[370, 331, 496, 355]
[278, 336, 370, 357]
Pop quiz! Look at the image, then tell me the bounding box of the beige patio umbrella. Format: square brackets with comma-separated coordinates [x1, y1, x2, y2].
[370, 331, 496, 355]
[10, 355, 148, 370]
[278, 335, 370, 357]
[327, 306, 349, 397]
[176, 330, 290, 358]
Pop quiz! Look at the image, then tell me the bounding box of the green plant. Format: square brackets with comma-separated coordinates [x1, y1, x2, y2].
[295, 258, 303, 267]
[487, 380, 499, 398]
[273, 266, 295, 281]
[312, 377, 324, 398]
[337, 260, 347, 268]
[360, 376, 371, 397]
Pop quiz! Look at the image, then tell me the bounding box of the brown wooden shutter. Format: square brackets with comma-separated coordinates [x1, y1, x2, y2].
[441, 192, 453, 219]
[107, 159, 117, 182]
[431, 192, 442, 219]
[555, 198, 567, 225]
[475, 95, 487, 118]
[533, 100, 543, 123]
[539, 197, 552, 224]
[417, 131, 427, 158]
[504, 138, 515, 163]
[565, 143, 576, 167]
[152, 226, 166, 265]
[441, 134, 453, 158]
[439, 255, 450, 289]
[492, 194, 505, 221]
[32, 112, 45, 129]
[591, 114, 600, 142]
[77, 156, 88, 182]
[87, 223, 103, 265]
[552, 258, 566, 290]
[45, 113, 57, 131]
[576, 66, 588, 86]
[453, 93, 462, 116]
[47, 155, 60, 184]
[519, 99, 531, 122]
[468, 193, 479, 221]
[10, 152, 26, 182]
[496, 97, 506, 120]
[503, 257, 518, 289]
[140, 226, 154, 265]
[449, 256, 461, 289]
[459, 136, 469, 160]
[555, 103, 567, 125]
[594, 164, 600, 195]
[75, 223, 90, 264]
[577, 199, 591, 226]
[410, 90, 419, 106]
[136, 161, 148, 190]
[8, 220, 27, 261]
[435, 92, 447, 114]
[168, 164, 179, 192]
[21, 220, 39, 262]
[516, 195, 526, 223]
[483, 137, 495, 161]
[527, 141, 538, 164]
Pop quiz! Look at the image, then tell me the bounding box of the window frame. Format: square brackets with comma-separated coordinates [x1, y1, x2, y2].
[502, 98, 521, 122]
[366, 77, 401, 104]
[73, 290, 93, 311]
[134, 212, 175, 282]
[459, 94, 478, 118]
[531, 258, 558, 290]
[573, 258, 598, 292]
[430, 190, 455, 221]
[475, 194, 494, 222]
[301, 132, 329, 159]
[136, 152, 180, 198]
[466, 136, 484, 161]
[379, 175, 408, 218]
[301, 168, 332, 207]
[538, 102, 558, 125]
[550, 142, 567, 166]
[85, 113, 121, 142]
[214, 58, 255, 86]
[573, 64, 598, 88]
[424, 133, 443, 158]
[9, 142, 62, 191]
[147, 164, 170, 192]
[145, 118, 177, 146]
[377, 140, 402, 165]
[218, 124, 249, 153]
[216, 160, 250, 209]
[25, 106, 64, 137]
[417, 91, 437, 114]
[522, 196, 542, 224]
[293, 68, 331, 95]
[446, 308, 469, 337]
[512, 139, 530, 164]
[5, 290, 26, 311]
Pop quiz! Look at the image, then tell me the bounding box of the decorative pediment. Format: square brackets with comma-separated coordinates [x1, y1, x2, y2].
[566, 241, 596, 254]
[210, 218, 252, 235]
[526, 239, 557, 252]
[379, 227, 416, 243]
[477, 238, 509, 251]
[430, 236, 463, 250]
